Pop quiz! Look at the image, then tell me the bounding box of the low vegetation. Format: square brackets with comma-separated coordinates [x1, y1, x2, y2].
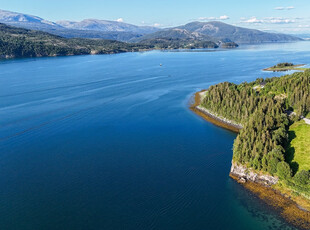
[288, 120, 310, 172]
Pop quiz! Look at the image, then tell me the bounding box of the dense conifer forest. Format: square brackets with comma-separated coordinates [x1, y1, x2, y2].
[201, 70, 310, 193]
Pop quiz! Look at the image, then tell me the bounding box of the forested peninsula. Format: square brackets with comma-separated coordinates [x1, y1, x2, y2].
[192, 68, 310, 229]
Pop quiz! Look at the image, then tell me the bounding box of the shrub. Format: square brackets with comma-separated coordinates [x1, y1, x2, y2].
[277, 162, 292, 180]
[294, 170, 310, 185]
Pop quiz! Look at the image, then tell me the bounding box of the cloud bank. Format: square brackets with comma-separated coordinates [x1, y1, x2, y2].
[274, 6, 295, 10]
[241, 17, 298, 24]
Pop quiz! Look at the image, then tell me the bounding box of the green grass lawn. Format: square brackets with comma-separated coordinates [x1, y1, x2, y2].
[287, 120, 310, 172]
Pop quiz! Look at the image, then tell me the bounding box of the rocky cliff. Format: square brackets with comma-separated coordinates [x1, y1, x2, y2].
[230, 162, 278, 185]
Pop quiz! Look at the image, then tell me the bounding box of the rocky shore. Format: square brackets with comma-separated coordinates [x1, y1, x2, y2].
[230, 163, 278, 185]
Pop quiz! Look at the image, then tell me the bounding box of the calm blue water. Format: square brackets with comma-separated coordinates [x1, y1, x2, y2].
[1, 42, 310, 230]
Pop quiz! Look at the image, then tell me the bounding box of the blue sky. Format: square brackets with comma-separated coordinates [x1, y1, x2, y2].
[1, 0, 310, 33]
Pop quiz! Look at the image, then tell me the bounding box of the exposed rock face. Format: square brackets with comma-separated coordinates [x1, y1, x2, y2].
[230, 162, 278, 185]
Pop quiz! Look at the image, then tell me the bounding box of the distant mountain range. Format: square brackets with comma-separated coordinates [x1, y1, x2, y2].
[0, 9, 160, 41]
[131, 27, 238, 49]
[132, 28, 219, 42]
[0, 9, 303, 45]
[135, 21, 303, 44]
[56, 19, 159, 34]
[0, 9, 63, 30]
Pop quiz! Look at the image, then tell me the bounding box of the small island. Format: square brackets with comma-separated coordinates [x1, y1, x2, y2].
[264, 62, 307, 72]
[191, 65, 310, 229]
[221, 42, 239, 48]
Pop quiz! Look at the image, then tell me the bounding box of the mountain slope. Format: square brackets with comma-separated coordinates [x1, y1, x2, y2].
[0, 9, 159, 41]
[131, 27, 237, 48]
[0, 23, 150, 58]
[40, 29, 144, 42]
[135, 21, 302, 44]
[132, 28, 219, 42]
[0, 9, 63, 31]
[0, 9, 301, 44]
[177, 21, 303, 44]
[57, 19, 159, 34]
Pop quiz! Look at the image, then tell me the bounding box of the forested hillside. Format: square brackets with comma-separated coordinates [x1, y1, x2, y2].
[0, 23, 234, 59]
[0, 23, 151, 58]
[201, 70, 310, 193]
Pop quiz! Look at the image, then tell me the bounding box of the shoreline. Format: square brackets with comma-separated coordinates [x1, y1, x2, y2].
[190, 90, 242, 133]
[230, 173, 310, 230]
[190, 90, 310, 230]
[0, 46, 237, 61]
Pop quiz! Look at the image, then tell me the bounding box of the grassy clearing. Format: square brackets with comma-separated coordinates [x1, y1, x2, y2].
[288, 120, 310, 172]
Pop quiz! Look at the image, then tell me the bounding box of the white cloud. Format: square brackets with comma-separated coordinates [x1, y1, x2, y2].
[241, 17, 297, 24]
[198, 17, 215, 20]
[274, 6, 295, 10]
[241, 17, 263, 23]
[274, 7, 285, 10]
[266, 17, 296, 24]
[219, 15, 230, 20]
[153, 23, 162, 27]
[298, 25, 310, 28]
[116, 18, 124, 22]
[198, 15, 230, 21]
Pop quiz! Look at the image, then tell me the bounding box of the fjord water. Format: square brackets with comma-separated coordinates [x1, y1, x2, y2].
[1, 43, 310, 230]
